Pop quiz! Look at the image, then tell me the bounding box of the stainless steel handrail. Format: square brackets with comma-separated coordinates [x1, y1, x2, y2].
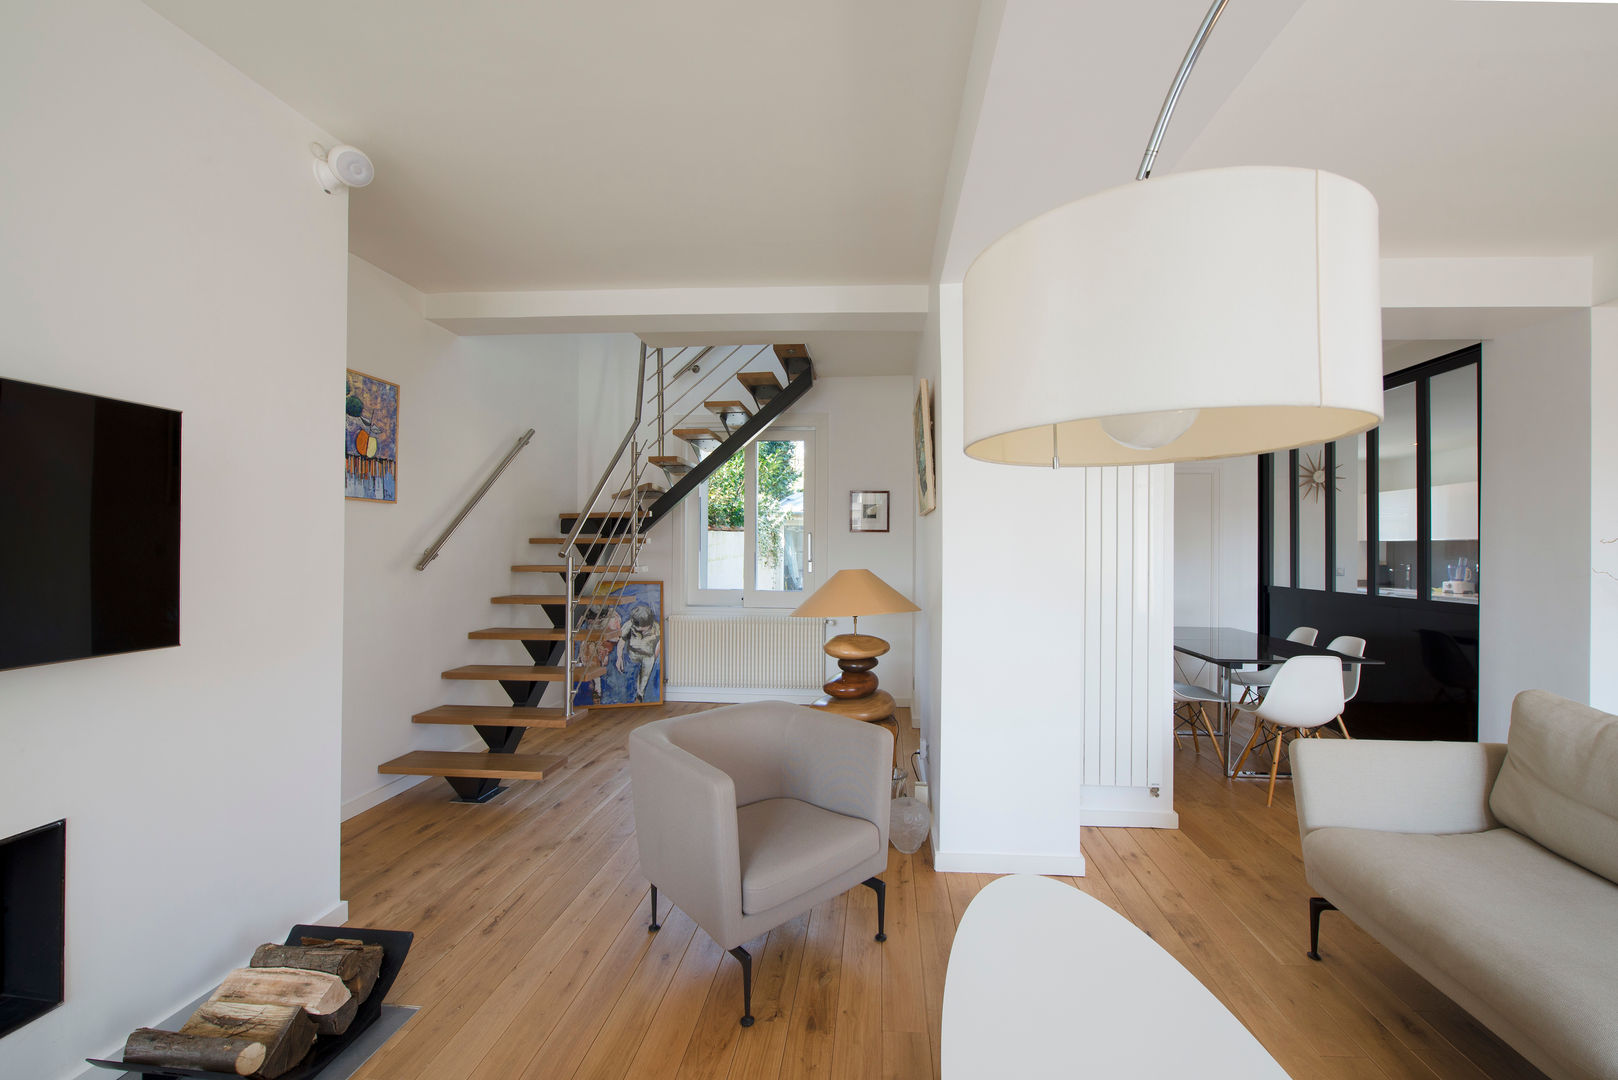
[559, 342, 649, 560]
[414, 429, 535, 570]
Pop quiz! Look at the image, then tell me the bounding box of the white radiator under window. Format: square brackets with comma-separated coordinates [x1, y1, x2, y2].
[668, 615, 825, 690]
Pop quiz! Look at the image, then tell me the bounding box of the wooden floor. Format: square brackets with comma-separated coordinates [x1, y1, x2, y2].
[341, 704, 1547, 1080]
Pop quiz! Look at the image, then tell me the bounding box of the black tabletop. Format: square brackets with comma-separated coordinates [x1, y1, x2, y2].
[1172, 626, 1384, 667]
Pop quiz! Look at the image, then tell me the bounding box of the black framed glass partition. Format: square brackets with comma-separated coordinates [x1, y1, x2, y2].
[1258, 345, 1481, 739]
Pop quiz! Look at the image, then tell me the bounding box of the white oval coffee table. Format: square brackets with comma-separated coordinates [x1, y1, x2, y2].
[943, 874, 1288, 1078]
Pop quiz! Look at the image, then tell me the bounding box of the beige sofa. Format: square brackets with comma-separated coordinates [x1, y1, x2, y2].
[1292, 690, 1618, 1080]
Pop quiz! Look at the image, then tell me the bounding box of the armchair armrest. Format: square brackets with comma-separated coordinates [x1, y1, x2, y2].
[628, 727, 743, 936]
[1291, 739, 1507, 840]
[781, 710, 893, 849]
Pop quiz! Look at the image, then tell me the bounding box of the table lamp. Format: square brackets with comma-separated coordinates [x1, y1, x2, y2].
[790, 569, 920, 710]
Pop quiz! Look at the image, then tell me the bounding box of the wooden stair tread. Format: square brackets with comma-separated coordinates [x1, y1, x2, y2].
[442, 664, 606, 681]
[492, 594, 570, 605]
[530, 536, 635, 545]
[467, 626, 608, 641]
[737, 372, 783, 391]
[510, 564, 609, 573]
[673, 428, 723, 442]
[378, 750, 566, 780]
[704, 399, 753, 415]
[648, 455, 689, 466]
[773, 344, 808, 360]
[413, 705, 582, 728]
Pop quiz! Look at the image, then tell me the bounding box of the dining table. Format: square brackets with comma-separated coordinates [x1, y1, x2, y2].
[1173, 626, 1385, 778]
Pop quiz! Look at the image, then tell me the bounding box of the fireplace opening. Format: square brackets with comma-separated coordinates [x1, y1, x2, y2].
[0, 819, 65, 1039]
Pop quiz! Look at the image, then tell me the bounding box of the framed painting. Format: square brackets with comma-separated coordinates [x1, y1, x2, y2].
[850, 490, 890, 532]
[914, 379, 937, 516]
[572, 580, 664, 708]
[346, 369, 399, 502]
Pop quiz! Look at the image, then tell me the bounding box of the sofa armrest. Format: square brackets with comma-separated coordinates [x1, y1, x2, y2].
[628, 727, 743, 936]
[783, 710, 893, 850]
[1291, 739, 1508, 840]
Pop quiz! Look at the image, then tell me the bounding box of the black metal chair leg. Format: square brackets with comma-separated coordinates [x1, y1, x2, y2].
[648, 885, 661, 932]
[729, 946, 755, 1027]
[1308, 896, 1336, 960]
[862, 876, 887, 942]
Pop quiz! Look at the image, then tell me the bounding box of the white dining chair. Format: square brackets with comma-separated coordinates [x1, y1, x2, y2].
[1172, 654, 1227, 768]
[1230, 655, 1345, 806]
[1324, 634, 1366, 740]
[1229, 626, 1318, 701]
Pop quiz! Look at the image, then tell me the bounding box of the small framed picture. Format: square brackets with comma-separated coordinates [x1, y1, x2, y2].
[850, 490, 890, 533]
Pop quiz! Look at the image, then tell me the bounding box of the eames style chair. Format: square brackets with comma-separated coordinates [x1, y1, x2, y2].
[1324, 634, 1367, 739]
[1173, 653, 1227, 768]
[1231, 655, 1346, 806]
[1230, 625, 1319, 701]
[629, 701, 892, 1026]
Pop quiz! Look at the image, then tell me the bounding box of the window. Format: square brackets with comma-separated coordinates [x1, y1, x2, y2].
[688, 425, 818, 607]
[1261, 346, 1480, 606]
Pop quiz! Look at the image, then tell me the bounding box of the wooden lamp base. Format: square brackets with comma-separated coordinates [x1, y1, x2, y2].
[822, 633, 890, 698]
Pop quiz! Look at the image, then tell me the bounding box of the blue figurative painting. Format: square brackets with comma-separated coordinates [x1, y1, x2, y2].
[572, 581, 663, 708]
[345, 369, 398, 502]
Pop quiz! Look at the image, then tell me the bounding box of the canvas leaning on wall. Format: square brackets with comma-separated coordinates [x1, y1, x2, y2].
[572, 581, 664, 708]
[914, 379, 937, 516]
[345, 369, 398, 502]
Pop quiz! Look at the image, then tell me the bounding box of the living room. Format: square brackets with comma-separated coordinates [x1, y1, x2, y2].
[2, 2, 1615, 1079]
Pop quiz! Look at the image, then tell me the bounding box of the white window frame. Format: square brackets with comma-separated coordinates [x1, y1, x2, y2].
[679, 416, 825, 611]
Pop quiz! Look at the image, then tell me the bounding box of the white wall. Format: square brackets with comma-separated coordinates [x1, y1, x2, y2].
[0, 4, 347, 1077]
[1173, 458, 1259, 633]
[341, 258, 584, 816]
[1588, 303, 1618, 713]
[914, 296, 945, 802]
[1481, 311, 1592, 739]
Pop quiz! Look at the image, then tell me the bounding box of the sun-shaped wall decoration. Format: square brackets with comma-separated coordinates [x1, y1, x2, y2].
[1297, 451, 1343, 502]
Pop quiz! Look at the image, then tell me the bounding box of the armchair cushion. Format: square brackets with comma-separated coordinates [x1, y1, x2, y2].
[1489, 690, 1618, 884]
[738, 798, 880, 914]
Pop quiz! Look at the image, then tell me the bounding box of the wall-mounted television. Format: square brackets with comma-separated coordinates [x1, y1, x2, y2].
[0, 378, 181, 671]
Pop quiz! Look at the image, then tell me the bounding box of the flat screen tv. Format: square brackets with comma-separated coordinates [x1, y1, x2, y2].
[0, 378, 181, 671]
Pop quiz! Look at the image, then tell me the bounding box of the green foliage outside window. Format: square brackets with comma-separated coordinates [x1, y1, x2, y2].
[705, 441, 802, 567]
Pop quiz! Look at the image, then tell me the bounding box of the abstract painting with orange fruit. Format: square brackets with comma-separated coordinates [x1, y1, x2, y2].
[345, 369, 398, 502]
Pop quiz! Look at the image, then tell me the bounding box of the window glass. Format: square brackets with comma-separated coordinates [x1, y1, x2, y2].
[1334, 432, 1368, 593]
[1296, 443, 1327, 590]
[1429, 365, 1479, 604]
[1271, 453, 1291, 584]
[753, 439, 806, 593]
[698, 452, 744, 590]
[1376, 383, 1419, 597]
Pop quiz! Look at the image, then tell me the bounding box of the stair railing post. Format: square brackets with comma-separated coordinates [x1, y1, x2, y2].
[564, 549, 575, 720]
[656, 347, 665, 458]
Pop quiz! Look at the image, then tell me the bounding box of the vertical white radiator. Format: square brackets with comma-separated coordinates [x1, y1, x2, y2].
[668, 615, 826, 690]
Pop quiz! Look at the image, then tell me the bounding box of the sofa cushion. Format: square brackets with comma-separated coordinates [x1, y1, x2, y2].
[1490, 689, 1618, 884]
[737, 797, 879, 915]
[1305, 826, 1618, 1080]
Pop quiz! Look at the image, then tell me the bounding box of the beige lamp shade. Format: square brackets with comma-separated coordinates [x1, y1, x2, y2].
[963, 166, 1384, 466]
[790, 569, 920, 619]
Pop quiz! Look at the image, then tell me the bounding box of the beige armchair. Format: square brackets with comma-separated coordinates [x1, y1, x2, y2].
[629, 701, 893, 1026]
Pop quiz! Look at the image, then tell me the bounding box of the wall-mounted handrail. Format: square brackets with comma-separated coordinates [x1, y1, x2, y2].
[415, 429, 535, 570]
[560, 342, 650, 559]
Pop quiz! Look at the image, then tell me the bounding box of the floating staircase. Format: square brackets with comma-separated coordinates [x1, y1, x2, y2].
[381, 342, 816, 802]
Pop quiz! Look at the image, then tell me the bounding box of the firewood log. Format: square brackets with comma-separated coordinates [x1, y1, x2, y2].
[180, 1001, 315, 1079]
[254, 939, 384, 1002]
[209, 966, 356, 1035]
[122, 1029, 267, 1076]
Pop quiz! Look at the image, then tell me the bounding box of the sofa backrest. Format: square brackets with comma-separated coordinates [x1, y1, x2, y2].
[1489, 690, 1618, 884]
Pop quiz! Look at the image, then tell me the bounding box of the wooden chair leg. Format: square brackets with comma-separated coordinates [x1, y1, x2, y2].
[1189, 705, 1203, 754]
[1267, 726, 1287, 806]
[1197, 704, 1226, 768]
[1336, 715, 1352, 739]
[1232, 719, 1266, 775]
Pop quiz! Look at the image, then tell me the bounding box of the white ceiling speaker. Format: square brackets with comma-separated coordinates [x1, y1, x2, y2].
[311, 142, 374, 194]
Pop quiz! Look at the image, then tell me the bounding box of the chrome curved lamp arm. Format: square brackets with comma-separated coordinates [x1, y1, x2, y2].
[1137, 0, 1232, 181]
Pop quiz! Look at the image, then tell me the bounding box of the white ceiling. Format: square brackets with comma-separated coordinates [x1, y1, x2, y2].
[144, 0, 980, 294]
[1180, 0, 1618, 259]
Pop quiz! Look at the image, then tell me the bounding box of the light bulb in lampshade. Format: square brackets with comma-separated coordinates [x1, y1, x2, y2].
[1100, 409, 1200, 450]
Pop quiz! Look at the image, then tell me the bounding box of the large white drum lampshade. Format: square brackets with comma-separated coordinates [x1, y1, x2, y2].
[963, 166, 1383, 466]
